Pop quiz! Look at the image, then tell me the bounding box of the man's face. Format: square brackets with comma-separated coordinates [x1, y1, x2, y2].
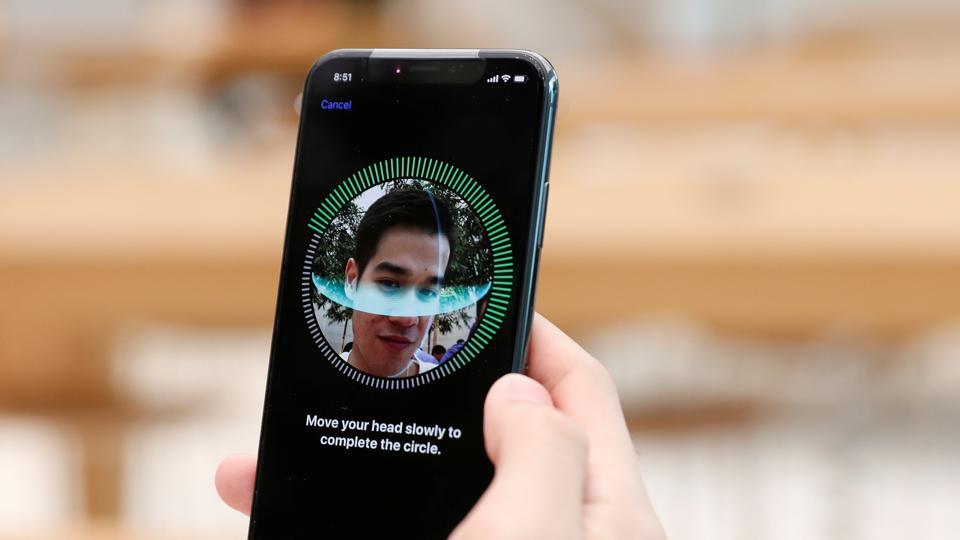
[346, 226, 450, 377]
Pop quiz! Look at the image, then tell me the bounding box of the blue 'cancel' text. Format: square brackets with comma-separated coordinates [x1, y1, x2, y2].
[320, 99, 352, 110]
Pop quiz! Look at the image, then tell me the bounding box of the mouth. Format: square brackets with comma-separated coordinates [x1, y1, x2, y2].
[377, 335, 415, 352]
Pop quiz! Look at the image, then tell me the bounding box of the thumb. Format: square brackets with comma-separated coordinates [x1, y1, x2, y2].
[452, 374, 587, 540]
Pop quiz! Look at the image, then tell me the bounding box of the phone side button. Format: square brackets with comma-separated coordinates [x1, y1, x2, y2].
[537, 181, 550, 249]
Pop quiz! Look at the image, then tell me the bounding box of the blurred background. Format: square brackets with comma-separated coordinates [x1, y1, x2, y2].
[1, 0, 959, 538]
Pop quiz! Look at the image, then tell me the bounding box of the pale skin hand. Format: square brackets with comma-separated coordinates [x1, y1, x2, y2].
[215, 313, 665, 539]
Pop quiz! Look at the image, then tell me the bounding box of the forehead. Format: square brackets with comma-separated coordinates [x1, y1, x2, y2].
[366, 227, 450, 271]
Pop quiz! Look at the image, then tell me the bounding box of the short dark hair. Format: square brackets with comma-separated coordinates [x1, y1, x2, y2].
[431, 344, 446, 355]
[353, 188, 456, 278]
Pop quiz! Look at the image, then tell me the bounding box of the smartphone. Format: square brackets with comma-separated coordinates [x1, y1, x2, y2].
[249, 49, 557, 539]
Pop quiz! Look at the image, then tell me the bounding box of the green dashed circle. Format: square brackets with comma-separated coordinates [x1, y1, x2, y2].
[305, 156, 513, 386]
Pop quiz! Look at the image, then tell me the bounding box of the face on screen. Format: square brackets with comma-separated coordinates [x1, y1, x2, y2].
[345, 226, 449, 377]
[251, 53, 551, 538]
[310, 179, 495, 382]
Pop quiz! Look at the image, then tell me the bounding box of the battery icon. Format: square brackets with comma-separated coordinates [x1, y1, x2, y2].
[513, 75, 527, 83]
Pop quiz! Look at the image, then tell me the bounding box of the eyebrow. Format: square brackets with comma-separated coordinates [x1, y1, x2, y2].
[373, 261, 409, 276]
[373, 261, 442, 285]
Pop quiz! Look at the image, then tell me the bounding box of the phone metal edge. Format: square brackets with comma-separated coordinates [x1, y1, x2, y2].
[501, 51, 558, 375]
[372, 48, 480, 58]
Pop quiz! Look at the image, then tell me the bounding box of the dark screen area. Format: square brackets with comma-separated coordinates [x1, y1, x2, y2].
[249, 52, 552, 539]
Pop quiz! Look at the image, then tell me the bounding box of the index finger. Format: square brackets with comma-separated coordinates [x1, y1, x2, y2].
[525, 313, 646, 502]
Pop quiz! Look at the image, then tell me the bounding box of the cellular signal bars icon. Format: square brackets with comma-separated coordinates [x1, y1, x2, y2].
[486, 75, 499, 83]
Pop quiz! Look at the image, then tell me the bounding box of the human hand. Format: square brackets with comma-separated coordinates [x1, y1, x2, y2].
[215, 313, 664, 539]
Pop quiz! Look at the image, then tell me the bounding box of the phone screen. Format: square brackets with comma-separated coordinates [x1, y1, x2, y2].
[250, 51, 554, 539]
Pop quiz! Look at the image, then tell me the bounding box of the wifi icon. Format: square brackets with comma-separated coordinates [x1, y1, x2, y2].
[500, 75, 511, 82]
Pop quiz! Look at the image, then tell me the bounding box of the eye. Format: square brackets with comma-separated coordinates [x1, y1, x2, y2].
[417, 287, 439, 301]
[376, 279, 403, 295]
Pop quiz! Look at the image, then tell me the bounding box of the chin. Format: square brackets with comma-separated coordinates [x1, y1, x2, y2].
[374, 353, 410, 372]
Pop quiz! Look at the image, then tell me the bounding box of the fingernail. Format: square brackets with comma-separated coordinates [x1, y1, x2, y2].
[496, 374, 551, 405]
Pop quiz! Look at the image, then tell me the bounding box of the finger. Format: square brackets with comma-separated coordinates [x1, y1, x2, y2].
[526, 314, 662, 534]
[215, 454, 257, 516]
[451, 374, 587, 540]
[527, 313, 636, 464]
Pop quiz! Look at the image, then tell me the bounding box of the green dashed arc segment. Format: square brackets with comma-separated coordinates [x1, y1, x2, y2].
[307, 156, 514, 377]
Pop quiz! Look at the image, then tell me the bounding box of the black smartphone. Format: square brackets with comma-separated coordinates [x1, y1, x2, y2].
[249, 49, 557, 539]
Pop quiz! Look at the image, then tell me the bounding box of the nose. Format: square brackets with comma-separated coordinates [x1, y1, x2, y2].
[387, 315, 418, 328]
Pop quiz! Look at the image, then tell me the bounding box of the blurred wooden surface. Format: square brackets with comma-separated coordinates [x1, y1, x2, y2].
[560, 46, 960, 126]
[3, 166, 960, 348]
[3, 524, 236, 540]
